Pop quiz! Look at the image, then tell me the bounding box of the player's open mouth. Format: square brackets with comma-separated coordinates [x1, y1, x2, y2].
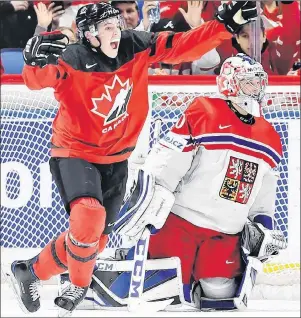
[110, 40, 120, 50]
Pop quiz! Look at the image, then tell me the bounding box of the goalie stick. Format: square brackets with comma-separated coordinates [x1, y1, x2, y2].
[127, 225, 173, 312]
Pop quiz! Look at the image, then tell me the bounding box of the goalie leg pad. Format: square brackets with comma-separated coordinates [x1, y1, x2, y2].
[192, 257, 262, 311]
[200, 277, 237, 299]
[192, 278, 237, 311]
[57, 257, 184, 311]
[233, 256, 262, 310]
[89, 257, 184, 308]
[67, 197, 106, 287]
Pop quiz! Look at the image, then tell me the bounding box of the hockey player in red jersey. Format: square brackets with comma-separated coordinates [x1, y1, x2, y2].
[8, 1, 258, 315]
[114, 54, 287, 310]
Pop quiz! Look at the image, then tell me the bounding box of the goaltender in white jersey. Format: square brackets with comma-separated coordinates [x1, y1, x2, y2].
[150, 80, 282, 235]
[114, 53, 287, 310]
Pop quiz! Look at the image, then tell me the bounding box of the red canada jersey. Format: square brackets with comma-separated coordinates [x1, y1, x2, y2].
[23, 23, 231, 164]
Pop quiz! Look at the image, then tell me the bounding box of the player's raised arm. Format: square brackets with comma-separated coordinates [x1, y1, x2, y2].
[145, 1, 258, 65]
[22, 31, 70, 90]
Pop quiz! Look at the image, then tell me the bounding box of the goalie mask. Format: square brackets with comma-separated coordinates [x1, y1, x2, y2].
[76, 2, 125, 57]
[217, 54, 268, 117]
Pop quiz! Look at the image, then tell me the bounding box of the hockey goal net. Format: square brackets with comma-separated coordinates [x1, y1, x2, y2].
[1, 75, 300, 300]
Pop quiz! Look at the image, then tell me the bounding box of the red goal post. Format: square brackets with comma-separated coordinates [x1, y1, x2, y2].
[1, 75, 300, 299]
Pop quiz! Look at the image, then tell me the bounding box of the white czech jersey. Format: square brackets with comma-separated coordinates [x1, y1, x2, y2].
[143, 97, 283, 234]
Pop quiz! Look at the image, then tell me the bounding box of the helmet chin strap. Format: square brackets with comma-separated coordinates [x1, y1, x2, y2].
[84, 30, 102, 53]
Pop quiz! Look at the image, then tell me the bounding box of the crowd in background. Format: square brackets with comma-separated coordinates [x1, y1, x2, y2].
[0, 0, 300, 76]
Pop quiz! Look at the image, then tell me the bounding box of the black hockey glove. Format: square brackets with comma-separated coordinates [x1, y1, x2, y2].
[292, 61, 301, 71]
[23, 31, 68, 68]
[215, 1, 258, 34]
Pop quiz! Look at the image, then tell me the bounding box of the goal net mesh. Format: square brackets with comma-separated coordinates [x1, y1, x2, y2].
[1, 81, 300, 293]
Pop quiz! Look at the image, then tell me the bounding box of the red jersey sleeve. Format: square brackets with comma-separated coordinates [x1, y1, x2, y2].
[163, 97, 207, 152]
[22, 46, 78, 90]
[22, 64, 66, 90]
[147, 20, 232, 65]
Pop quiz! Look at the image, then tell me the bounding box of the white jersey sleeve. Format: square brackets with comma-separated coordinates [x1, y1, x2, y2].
[248, 169, 279, 222]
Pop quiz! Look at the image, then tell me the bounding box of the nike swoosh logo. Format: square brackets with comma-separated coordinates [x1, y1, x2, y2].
[226, 260, 235, 264]
[86, 63, 97, 69]
[219, 125, 232, 130]
[108, 222, 116, 227]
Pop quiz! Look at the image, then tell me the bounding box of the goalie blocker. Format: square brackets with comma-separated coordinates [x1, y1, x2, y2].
[113, 169, 175, 238]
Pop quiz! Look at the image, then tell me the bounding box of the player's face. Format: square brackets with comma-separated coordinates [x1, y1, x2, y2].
[236, 24, 266, 57]
[97, 17, 121, 58]
[114, 3, 139, 29]
[238, 76, 266, 99]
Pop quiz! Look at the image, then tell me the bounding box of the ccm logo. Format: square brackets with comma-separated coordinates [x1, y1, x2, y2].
[129, 238, 147, 298]
[96, 262, 114, 271]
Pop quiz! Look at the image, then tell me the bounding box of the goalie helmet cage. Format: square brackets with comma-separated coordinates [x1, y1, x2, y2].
[1, 75, 300, 301]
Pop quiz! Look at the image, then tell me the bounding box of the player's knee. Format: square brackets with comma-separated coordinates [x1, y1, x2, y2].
[199, 277, 237, 299]
[98, 234, 108, 253]
[69, 197, 106, 245]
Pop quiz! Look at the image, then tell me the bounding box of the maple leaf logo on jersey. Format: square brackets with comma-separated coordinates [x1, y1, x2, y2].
[91, 75, 133, 126]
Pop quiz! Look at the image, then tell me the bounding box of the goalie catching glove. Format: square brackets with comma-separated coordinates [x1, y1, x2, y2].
[215, 1, 258, 34]
[242, 217, 287, 263]
[114, 170, 175, 238]
[23, 31, 68, 68]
